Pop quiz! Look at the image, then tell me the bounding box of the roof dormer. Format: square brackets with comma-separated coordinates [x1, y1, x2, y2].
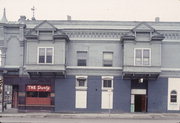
[25, 20, 69, 41]
[121, 22, 164, 42]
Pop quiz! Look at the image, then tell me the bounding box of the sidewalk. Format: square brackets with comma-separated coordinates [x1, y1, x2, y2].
[1, 104, 180, 119]
[1, 112, 180, 119]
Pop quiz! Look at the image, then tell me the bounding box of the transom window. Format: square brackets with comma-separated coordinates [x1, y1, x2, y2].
[77, 51, 87, 66]
[77, 78, 86, 87]
[76, 76, 87, 87]
[103, 52, 113, 67]
[103, 80, 112, 88]
[102, 76, 113, 89]
[170, 90, 177, 103]
[38, 47, 53, 64]
[135, 48, 150, 66]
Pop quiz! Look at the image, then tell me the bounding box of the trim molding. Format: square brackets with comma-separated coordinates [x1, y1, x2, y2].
[67, 66, 122, 70]
[161, 68, 180, 72]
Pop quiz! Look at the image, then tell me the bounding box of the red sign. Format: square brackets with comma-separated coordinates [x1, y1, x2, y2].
[26, 85, 51, 92]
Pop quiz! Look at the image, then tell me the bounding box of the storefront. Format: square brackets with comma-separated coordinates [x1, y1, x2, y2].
[26, 85, 51, 105]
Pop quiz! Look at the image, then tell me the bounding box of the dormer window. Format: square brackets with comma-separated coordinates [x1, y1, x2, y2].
[135, 32, 151, 41]
[39, 31, 53, 35]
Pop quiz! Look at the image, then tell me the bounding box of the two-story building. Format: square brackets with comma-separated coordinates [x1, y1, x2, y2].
[0, 9, 180, 113]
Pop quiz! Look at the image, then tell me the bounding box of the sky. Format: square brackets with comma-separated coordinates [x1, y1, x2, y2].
[1, 0, 180, 22]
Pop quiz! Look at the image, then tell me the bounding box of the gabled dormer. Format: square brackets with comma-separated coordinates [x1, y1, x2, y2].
[121, 22, 164, 42]
[25, 20, 69, 41]
[121, 22, 165, 80]
[34, 20, 57, 31]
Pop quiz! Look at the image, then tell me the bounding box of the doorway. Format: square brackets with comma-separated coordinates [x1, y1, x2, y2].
[12, 85, 19, 108]
[131, 89, 147, 112]
[134, 95, 146, 112]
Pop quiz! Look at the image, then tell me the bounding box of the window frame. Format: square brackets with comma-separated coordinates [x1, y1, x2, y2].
[134, 48, 151, 66]
[170, 90, 177, 103]
[103, 52, 113, 67]
[77, 51, 87, 66]
[75, 76, 88, 90]
[37, 47, 54, 64]
[102, 76, 113, 90]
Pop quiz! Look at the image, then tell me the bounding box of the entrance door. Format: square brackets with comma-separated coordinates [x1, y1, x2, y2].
[135, 95, 146, 112]
[131, 89, 147, 112]
[12, 85, 19, 108]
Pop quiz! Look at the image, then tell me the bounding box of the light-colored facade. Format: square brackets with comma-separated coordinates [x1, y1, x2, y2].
[0, 9, 180, 112]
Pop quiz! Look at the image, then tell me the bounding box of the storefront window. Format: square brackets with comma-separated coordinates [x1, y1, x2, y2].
[26, 85, 51, 105]
[26, 91, 50, 98]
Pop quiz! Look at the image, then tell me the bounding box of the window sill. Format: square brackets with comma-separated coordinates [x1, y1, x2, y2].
[101, 88, 113, 91]
[75, 87, 87, 91]
[169, 103, 178, 105]
[37, 63, 54, 65]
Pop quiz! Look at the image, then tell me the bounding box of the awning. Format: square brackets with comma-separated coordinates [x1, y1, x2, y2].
[122, 72, 159, 80]
[0, 67, 19, 75]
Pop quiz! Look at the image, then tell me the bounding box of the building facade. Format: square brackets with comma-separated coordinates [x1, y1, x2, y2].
[0, 10, 180, 113]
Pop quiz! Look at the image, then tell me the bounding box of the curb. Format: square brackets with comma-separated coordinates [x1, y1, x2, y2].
[1, 113, 180, 119]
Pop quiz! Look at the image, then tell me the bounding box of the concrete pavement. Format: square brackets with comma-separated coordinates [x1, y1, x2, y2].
[0, 104, 180, 120]
[1, 112, 180, 119]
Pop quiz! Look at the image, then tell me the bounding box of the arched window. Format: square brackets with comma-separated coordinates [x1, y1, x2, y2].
[170, 90, 177, 103]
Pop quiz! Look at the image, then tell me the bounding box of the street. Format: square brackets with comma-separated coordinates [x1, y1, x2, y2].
[0, 117, 180, 123]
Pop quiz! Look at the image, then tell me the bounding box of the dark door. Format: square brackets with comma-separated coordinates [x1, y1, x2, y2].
[135, 95, 146, 112]
[12, 85, 19, 108]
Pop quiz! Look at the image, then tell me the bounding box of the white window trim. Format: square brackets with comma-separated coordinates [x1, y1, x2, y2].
[134, 48, 151, 66]
[75, 76, 88, 90]
[103, 52, 113, 67]
[37, 47, 54, 64]
[77, 51, 88, 66]
[101, 76, 114, 90]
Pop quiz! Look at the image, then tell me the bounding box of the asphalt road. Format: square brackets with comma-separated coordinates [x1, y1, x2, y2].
[1, 117, 180, 123]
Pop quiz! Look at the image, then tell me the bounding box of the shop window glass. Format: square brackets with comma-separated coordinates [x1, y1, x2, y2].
[26, 91, 50, 98]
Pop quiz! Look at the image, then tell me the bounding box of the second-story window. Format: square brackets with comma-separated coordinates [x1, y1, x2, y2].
[103, 52, 113, 67]
[77, 51, 87, 66]
[38, 47, 53, 64]
[135, 48, 150, 66]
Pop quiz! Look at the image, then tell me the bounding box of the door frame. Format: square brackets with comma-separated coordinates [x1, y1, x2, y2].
[131, 89, 147, 112]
